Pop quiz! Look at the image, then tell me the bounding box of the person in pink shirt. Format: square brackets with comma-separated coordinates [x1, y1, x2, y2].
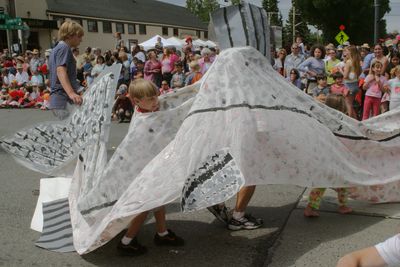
[330, 72, 349, 97]
[159, 80, 173, 95]
[144, 50, 162, 87]
[161, 47, 179, 85]
[362, 60, 388, 120]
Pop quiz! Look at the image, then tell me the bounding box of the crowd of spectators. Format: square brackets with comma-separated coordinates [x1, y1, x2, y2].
[0, 48, 51, 109]
[273, 36, 400, 120]
[0, 35, 217, 121]
[3, 32, 400, 123]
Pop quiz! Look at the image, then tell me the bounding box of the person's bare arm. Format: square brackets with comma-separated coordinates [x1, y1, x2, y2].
[56, 66, 82, 105]
[337, 247, 386, 267]
[343, 60, 351, 79]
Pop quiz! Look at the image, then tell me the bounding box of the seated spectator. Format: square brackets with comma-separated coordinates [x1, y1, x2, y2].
[330, 72, 349, 96]
[134, 60, 144, 80]
[170, 61, 185, 89]
[82, 55, 93, 86]
[287, 68, 303, 90]
[40, 87, 51, 110]
[273, 48, 287, 76]
[15, 64, 29, 86]
[31, 70, 44, 87]
[130, 57, 138, 80]
[159, 80, 173, 94]
[91, 55, 106, 81]
[6, 87, 25, 108]
[185, 61, 202, 86]
[112, 84, 133, 123]
[312, 74, 330, 103]
[16, 56, 29, 74]
[0, 88, 8, 107]
[20, 85, 38, 108]
[1, 68, 11, 87]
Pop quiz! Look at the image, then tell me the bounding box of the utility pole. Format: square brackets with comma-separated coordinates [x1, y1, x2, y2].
[374, 0, 380, 43]
[5, 1, 12, 53]
[292, 4, 295, 43]
[292, 3, 302, 44]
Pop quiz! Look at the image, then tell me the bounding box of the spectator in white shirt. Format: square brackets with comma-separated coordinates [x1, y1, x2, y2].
[15, 63, 29, 85]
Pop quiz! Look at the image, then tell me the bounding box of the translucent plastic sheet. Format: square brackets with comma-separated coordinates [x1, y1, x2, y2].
[4, 48, 400, 254]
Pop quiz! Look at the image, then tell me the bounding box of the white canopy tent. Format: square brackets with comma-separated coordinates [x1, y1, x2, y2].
[139, 35, 174, 51]
[192, 39, 208, 48]
[205, 40, 218, 48]
[167, 37, 185, 49]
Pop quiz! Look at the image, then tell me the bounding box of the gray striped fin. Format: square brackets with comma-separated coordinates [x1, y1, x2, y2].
[35, 198, 75, 252]
[209, 2, 271, 59]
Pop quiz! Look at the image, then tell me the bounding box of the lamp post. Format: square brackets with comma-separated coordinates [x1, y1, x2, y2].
[374, 0, 380, 43]
[292, 4, 302, 43]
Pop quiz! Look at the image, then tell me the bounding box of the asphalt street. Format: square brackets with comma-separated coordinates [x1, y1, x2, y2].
[0, 109, 399, 267]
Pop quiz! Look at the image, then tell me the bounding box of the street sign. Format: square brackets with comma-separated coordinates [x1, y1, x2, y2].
[335, 30, 349, 45]
[0, 24, 29, 30]
[0, 13, 10, 20]
[6, 17, 22, 25]
[0, 16, 27, 30]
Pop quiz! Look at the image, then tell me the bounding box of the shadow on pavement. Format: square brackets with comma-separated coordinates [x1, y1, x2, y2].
[267, 209, 384, 267]
[81, 202, 298, 267]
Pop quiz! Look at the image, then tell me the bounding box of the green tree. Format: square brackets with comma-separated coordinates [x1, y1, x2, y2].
[282, 0, 310, 48]
[186, 0, 220, 23]
[231, 0, 241, 5]
[296, 0, 390, 45]
[262, 0, 283, 26]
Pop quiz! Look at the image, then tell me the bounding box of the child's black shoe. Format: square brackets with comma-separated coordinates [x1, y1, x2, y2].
[117, 237, 147, 256]
[154, 229, 184, 246]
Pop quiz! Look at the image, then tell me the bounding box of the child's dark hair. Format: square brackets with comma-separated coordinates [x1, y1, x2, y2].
[310, 44, 326, 59]
[290, 68, 300, 79]
[332, 72, 344, 80]
[38, 85, 46, 92]
[316, 74, 327, 81]
[25, 85, 33, 93]
[325, 94, 347, 114]
[174, 60, 183, 67]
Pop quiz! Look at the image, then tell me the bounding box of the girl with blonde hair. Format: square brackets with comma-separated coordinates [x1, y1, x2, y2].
[342, 45, 362, 119]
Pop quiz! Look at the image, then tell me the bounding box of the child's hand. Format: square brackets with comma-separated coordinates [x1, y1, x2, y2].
[317, 94, 326, 103]
[383, 84, 390, 93]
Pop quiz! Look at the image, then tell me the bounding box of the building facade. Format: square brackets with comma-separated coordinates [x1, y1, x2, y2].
[0, 0, 207, 53]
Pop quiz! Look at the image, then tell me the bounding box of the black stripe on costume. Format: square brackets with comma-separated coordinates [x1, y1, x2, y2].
[223, 7, 234, 47]
[43, 198, 69, 208]
[239, 4, 250, 46]
[41, 224, 72, 236]
[186, 103, 312, 119]
[248, 4, 260, 50]
[259, 7, 267, 56]
[38, 242, 74, 251]
[80, 200, 117, 215]
[43, 203, 70, 215]
[45, 210, 70, 221]
[184, 103, 400, 143]
[36, 233, 73, 244]
[44, 218, 72, 229]
[181, 153, 233, 209]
